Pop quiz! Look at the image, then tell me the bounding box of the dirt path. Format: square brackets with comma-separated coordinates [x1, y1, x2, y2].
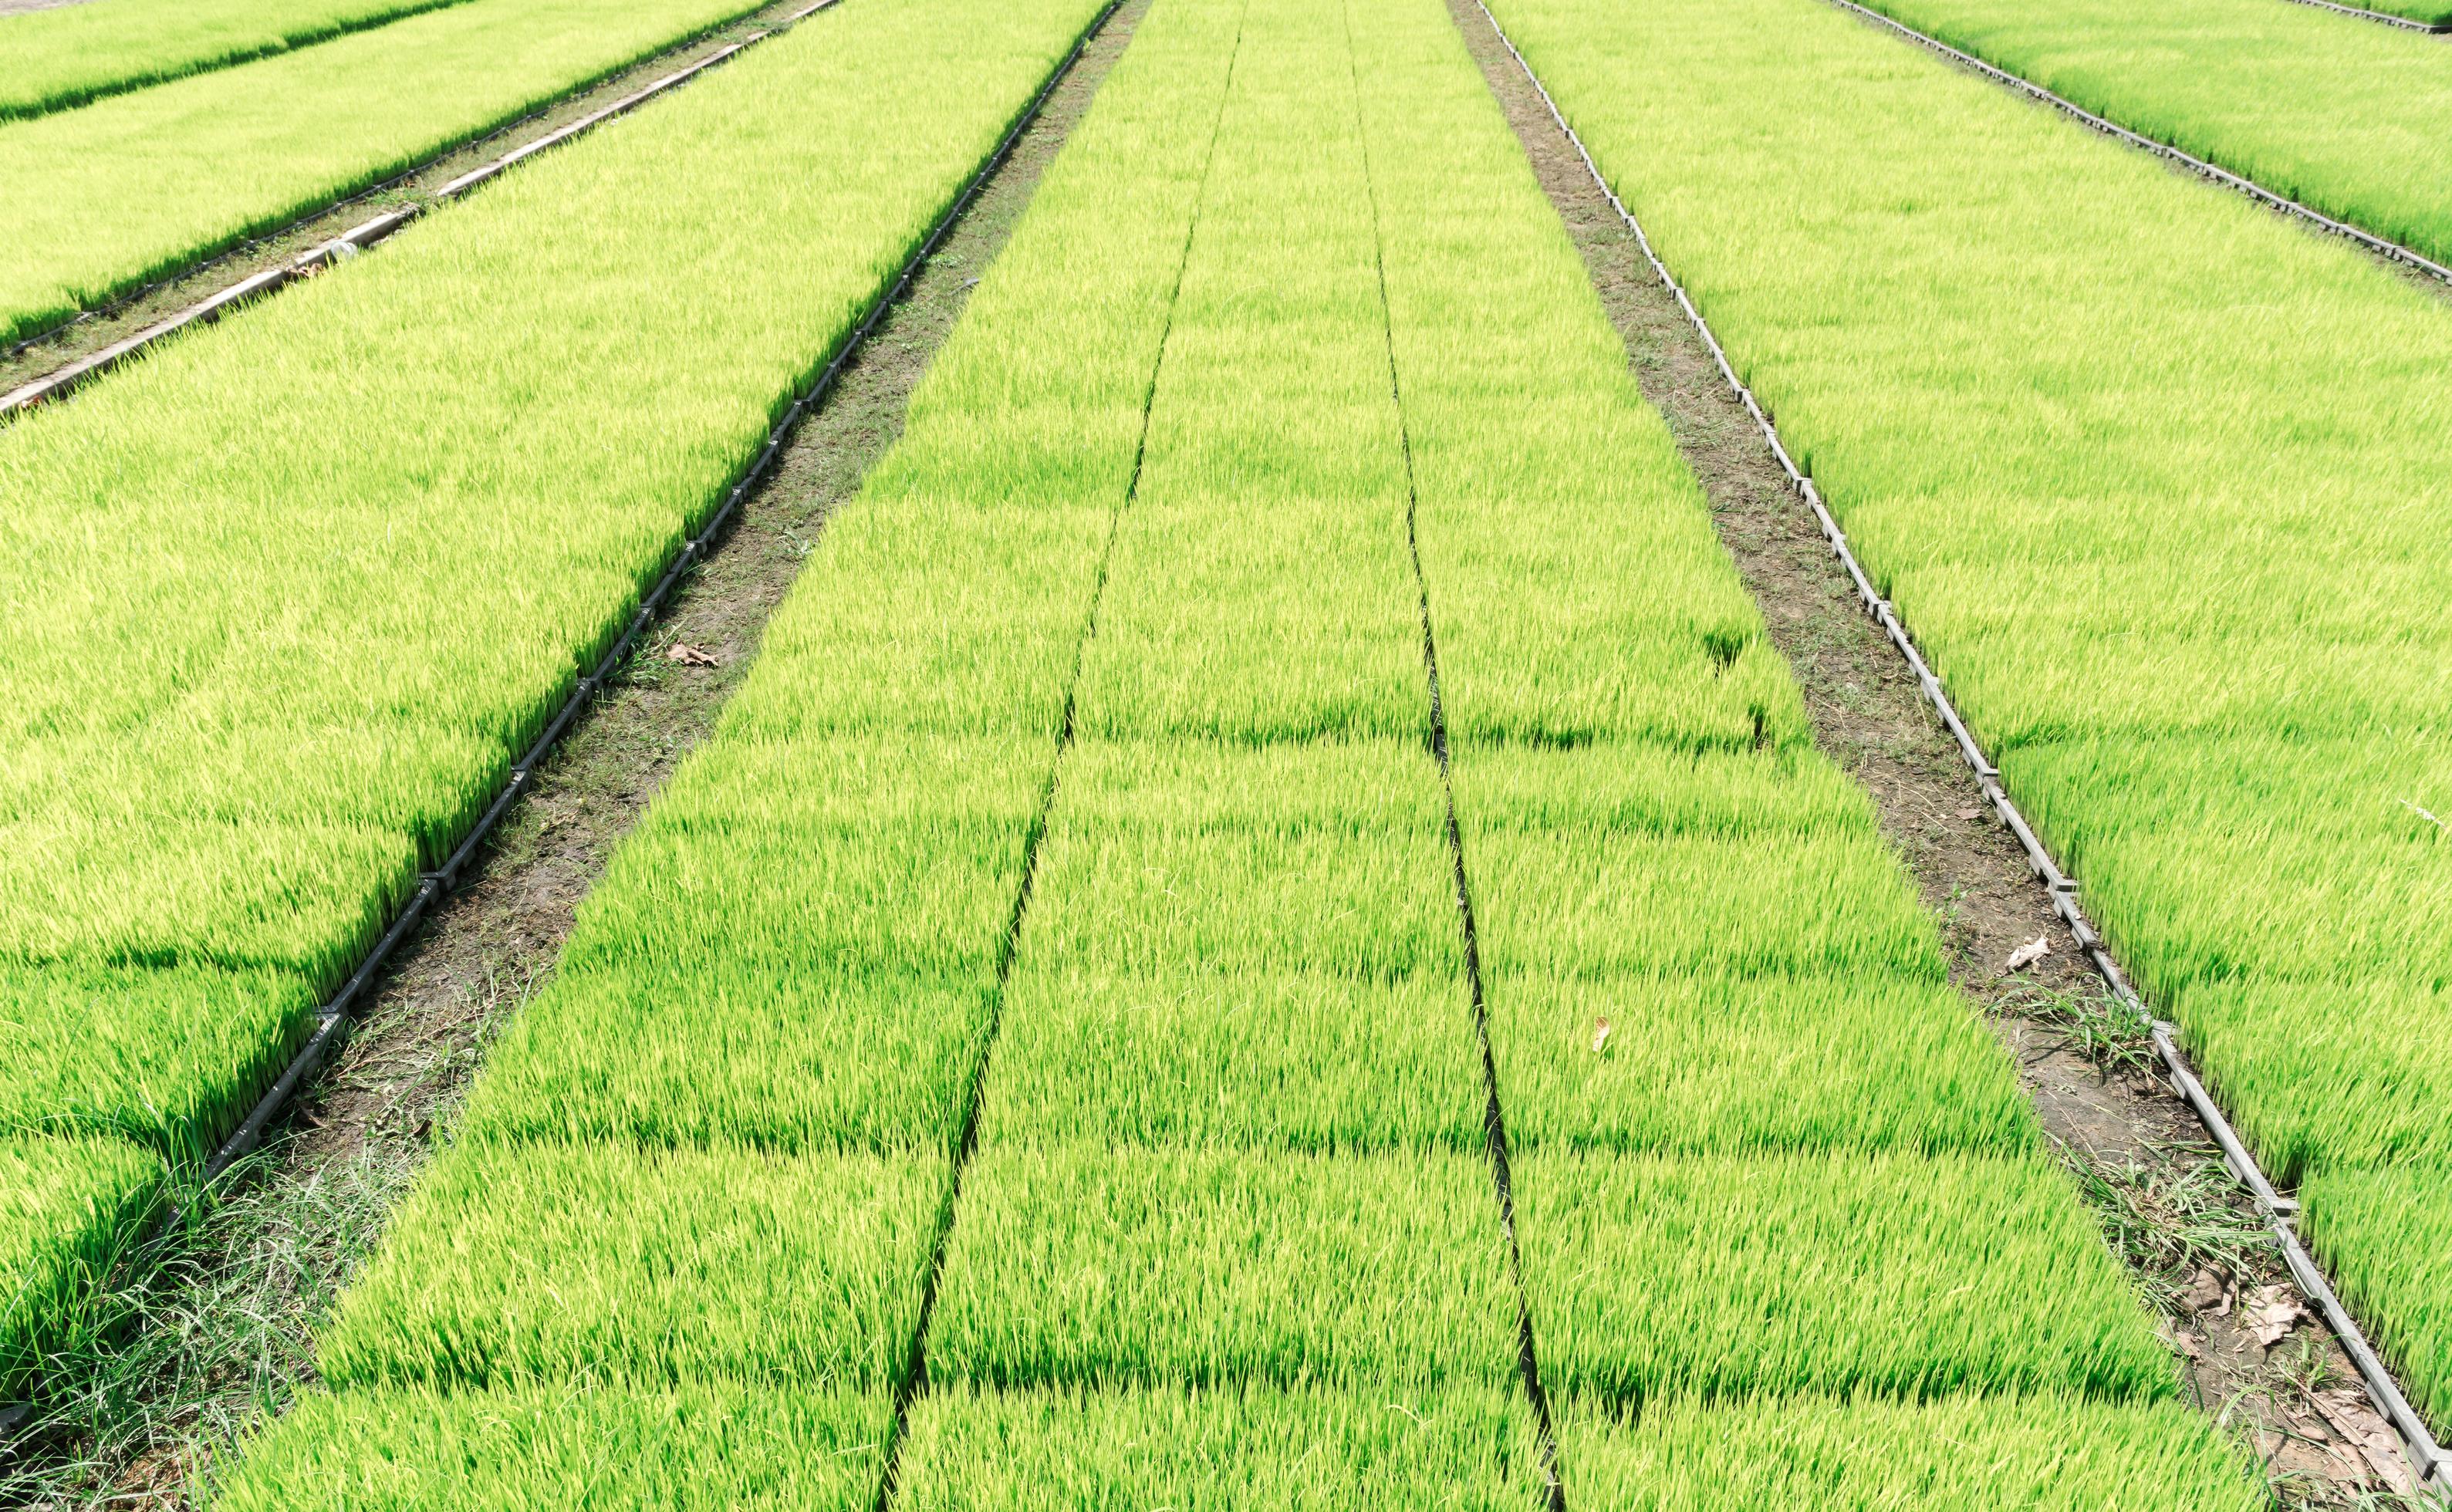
[0, 4, 1148, 1504]
[1444, 0, 2423, 1501]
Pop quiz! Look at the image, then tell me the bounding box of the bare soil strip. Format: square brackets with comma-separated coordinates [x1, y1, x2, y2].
[0, 5, 1146, 1502]
[0, 0, 810, 396]
[1444, 0, 2427, 1502]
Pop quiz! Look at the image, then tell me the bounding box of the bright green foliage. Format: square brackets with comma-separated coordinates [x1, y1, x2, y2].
[927, 1146, 1518, 1391]
[1857, 0, 2452, 194]
[459, 962, 993, 1156]
[212, 1383, 890, 1511]
[0, 0, 772, 346]
[1561, 1392, 2265, 1510]
[1, 1134, 158, 1396]
[0, 0, 470, 122]
[1491, 0, 2452, 1432]
[933, 0, 1518, 1406]
[214, 0, 2244, 1497]
[1517, 1151, 2173, 1403]
[317, 1139, 944, 1392]
[1021, 741, 1458, 983]
[1361, 0, 2211, 1474]
[898, 1385, 1545, 1512]
[208, 0, 1238, 1496]
[0, 962, 318, 1161]
[1488, 970, 2030, 1156]
[981, 968, 1484, 1151]
[1464, 799, 1939, 980]
[0, 0, 1114, 1368]
[454, 736, 1040, 1155]
[2302, 1164, 2452, 1433]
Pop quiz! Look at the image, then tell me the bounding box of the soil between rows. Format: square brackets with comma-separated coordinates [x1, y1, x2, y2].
[1443, 0, 2425, 1502]
[0, 0, 822, 396]
[0, 5, 1148, 1503]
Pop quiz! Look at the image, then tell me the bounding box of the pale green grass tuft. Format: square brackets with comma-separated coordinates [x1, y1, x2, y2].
[1, 1133, 160, 1396]
[317, 1140, 944, 1392]
[208, 1382, 890, 1511]
[1561, 1392, 2265, 1510]
[928, 1144, 1517, 1391]
[898, 1384, 1546, 1512]
[1515, 1150, 2177, 1405]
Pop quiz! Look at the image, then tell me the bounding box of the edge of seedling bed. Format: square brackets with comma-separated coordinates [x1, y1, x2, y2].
[0, 0, 839, 417]
[0, 0, 1123, 1443]
[1818, 0, 2452, 286]
[2275, 0, 2452, 34]
[1470, 0, 2452, 1493]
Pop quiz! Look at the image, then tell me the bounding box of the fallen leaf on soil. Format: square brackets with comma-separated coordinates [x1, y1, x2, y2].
[1956, 807, 1982, 821]
[2245, 1284, 2308, 1347]
[666, 642, 719, 667]
[2177, 1269, 2226, 1313]
[1589, 1018, 1612, 1054]
[2311, 1389, 2418, 1495]
[2004, 935, 2050, 973]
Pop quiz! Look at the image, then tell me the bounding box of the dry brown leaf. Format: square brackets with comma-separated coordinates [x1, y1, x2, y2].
[2245, 1283, 2308, 1348]
[2177, 1269, 2226, 1314]
[2004, 935, 2050, 973]
[666, 642, 719, 667]
[2310, 1388, 2419, 1496]
[1589, 1017, 1613, 1055]
[1956, 806, 1982, 821]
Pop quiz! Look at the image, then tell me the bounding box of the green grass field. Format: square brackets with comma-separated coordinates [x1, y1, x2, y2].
[0, 0, 772, 348]
[1493, 0, 2452, 1435]
[0, 0, 469, 121]
[1849, 0, 2452, 262]
[0, 0, 1119, 1414]
[20, 0, 2442, 1485]
[200, 0, 2271, 1502]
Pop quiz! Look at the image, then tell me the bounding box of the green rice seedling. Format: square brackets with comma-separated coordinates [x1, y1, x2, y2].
[980, 968, 1485, 1153]
[1488, 970, 2033, 1156]
[1446, 742, 1873, 839]
[1070, 14, 1424, 746]
[455, 964, 991, 1156]
[0, 0, 1113, 1315]
[1462, 811, 1941, 982]
[897, 1384, 1545, 1512]
[1488, 0, 2452, 1393]
[1, 1133, 160, 1396]
[1346, 0, 1805, 757]
[0, 0, 471, 122]
[1846, 0, 2452, 255]
[1559, 1391, 2265, 1510]
[208, 0, 1254, 1480]
[316, 1139, 944, 1392]
[2177, 976, 2452, 1183]
[1514, 1149, 2177, 1405]
[0, 963, 318, 1162]
[0, 0, 776, 347]
[1018, 741, 1462, 984]
[719, 501, 1115, 743]
[2300, 1163, 2452, 1430]
[0, 811, 416, 985]
[1074, 497, 1429, 745]
[926, 1143, 1517, 1391]
[209, 1382, 890, 1511]
[552, 738, 1043, 986]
